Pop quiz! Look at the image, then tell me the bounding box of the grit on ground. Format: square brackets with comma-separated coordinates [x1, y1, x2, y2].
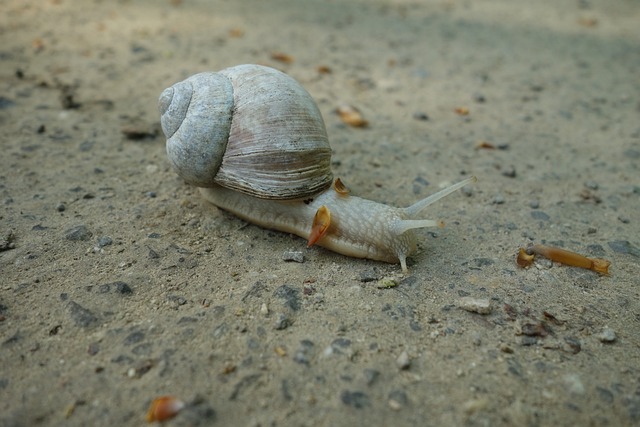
[1, 1, 639, 426]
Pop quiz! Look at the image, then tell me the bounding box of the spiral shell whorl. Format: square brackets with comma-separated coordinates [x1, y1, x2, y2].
[160, 72, 234, 188]
[160, 64, 333, 200]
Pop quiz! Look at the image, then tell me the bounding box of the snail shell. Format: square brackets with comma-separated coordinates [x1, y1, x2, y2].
[159, 64, 333, 200]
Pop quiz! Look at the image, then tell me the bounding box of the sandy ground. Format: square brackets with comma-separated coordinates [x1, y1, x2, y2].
[1, 0, 639, 426]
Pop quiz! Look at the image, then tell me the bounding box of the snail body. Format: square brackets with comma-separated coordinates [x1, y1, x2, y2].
[160, 64, 474, 272]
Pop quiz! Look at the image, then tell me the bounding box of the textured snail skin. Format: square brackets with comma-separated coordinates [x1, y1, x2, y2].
[200, 177, 475, 272]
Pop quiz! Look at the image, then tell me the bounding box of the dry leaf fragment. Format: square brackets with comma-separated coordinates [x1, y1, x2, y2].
[517, 244, 610, 274]
[271, 52, 294, 64]
[336, 104, 368, 127]
[454, 107, 469, 115]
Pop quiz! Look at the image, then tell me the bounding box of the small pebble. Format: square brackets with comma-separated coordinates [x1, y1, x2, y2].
[396, 350, 410, 370]
[596, 327, 616, 343]
[457, 297, 492, 314]
[56, 203, 66, 212]
[608, 240, 640, 257]
[501, 165, 517, 178]
[340, 390, 370, 408]
[65, 225, 92, 241]
[273, 313, 291, 330]
[282, 250, 305, 263]
[363, 369, 380, 386]
[388, 390, 408, 410]
[97, 236, 113, 248]
[493, 193, 505, 204]
[67, 301, 98, 327]
[584, 180, 599, 190]
[530, 210, 550, 221]
[617, 215, 630, 224]
[529, 200, 540, 209]
[359, 268, 379, 282]
[413, 111, 429, 121]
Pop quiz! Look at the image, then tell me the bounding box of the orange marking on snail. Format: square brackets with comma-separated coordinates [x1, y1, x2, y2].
[146, 396, 184, 422]
[308, 205, 331, 247]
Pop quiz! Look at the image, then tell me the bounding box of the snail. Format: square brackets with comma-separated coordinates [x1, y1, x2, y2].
[159, 64, 475, 272]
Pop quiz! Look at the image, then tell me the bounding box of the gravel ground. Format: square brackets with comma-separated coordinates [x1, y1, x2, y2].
[1, 1, 639, 426]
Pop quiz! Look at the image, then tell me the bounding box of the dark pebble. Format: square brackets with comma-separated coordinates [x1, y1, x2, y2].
[178, 316, 198, 325]
[88, 342, 100, 356]
[608, 240, 640, 257]
[530, 210, 550, 221]
[501, 166, 517, 178]
[359, 268, 379, 282]
[596, 386, 614, 403]
[124, 331, 145, 346]
[564, 336, 582, 354]
[132, 343, 153, 356]
[340, 390, 370, 408]
[65, 225, 92, 241]
[97, 236, 113, 247]
[56, 203, 66, 212]
[331, 338, 352, 352]
[413, 111, 429, 121]
[520, 336, 538, 346]
[364, 369, 380, 386]
[114, 282, 132, 295]
[586, 244, 606, 257]
[67, 301, 98, 327]
[0, 97, 16, 109]
[273, 285, 301, 311]
[168, 295, 187, 306]
[282, 250, 305, 263]
[473, 257, 495, 267]
[274, 313, 292, 330]
[111, 354, 134, 364]
[293, 340, 314, 365]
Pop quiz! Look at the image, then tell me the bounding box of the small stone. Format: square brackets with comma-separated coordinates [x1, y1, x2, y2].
[56, 203, 66, 212]
[530, 210, 550, 221]
[608, 240, 640, 257]
[363, 369, 380, 386]
[114, 282, 132, 295]
[282, 250, 305, 263]
[596, 327, 616, 343]
[340, 390, 370, 408]
[457, 297, 492, 314]
[273, 313, 291, 330]
[388, 390, 408, 410]
[293, 340, 314, 365]
[65, 225, 92, 241]
[359, 268, 379, 282]
[97, 236, 113, 247]
[493, 193, 505, 204]
[124, 331, 145, 346]
[501, 165, 517, 178]
[273, 285, 301, 311]
[67, 301, 98, 327]
[413, 111, 429, 121]
[584, 180, 599, 190]
[260, 303, 269, 315]
[529, 200, 540, 209]
[396, 350, 410, 370]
